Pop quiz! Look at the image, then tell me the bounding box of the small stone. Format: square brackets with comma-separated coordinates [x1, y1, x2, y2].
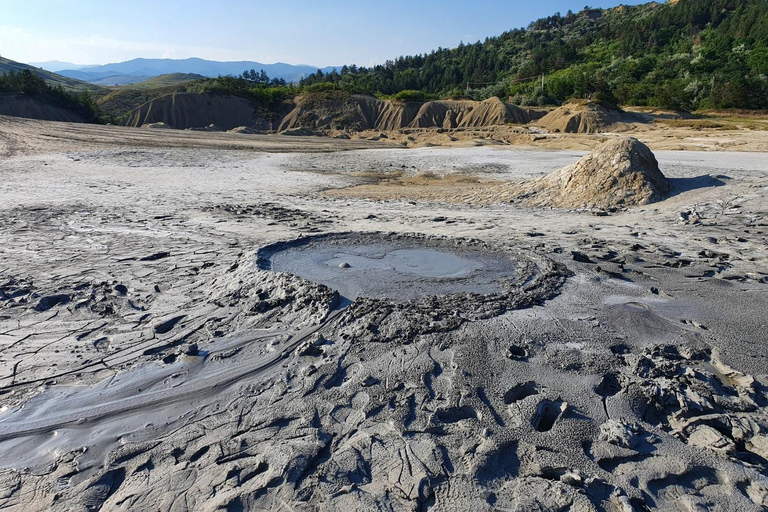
[687, 425, 735, 453]
[599, 420, 643, 449]
[339, 262, 351, 269]
[746, 435, 768, 459]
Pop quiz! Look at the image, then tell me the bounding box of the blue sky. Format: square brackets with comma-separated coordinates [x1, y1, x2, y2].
[1, 0, 649, 66]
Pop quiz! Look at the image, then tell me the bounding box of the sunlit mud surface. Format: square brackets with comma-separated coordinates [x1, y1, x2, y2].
[261, 232, 523, 301]
[0, 118, 767, 511]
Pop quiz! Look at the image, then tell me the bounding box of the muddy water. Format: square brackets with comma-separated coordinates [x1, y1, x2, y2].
[268, 240, 519, 301]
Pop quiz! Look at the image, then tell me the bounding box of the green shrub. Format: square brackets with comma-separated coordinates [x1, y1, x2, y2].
[391, 90, 426, 102]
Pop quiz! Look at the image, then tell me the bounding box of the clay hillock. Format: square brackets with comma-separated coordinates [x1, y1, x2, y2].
[277, 93, 418, 132]
[277, 94, 530, 132]
[0, 94, 86, 123]
[534, 101, 639, 134]
[123, 92, 275, 130]
[410, 97, 529, 128]
[523, 137, 671, 208]
[228, 126, 262, 134]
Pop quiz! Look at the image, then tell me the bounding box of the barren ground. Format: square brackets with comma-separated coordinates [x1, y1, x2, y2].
[0, 116, 767, 511]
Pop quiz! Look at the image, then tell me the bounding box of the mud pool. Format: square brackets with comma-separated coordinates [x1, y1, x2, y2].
[260, 234, 522, 301]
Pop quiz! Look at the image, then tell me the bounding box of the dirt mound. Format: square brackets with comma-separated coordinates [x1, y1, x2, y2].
[123, 92, 274, 130]
[0, 94, 86, 123]
[410, 97, 529, 128]
[535, 102, 632, 133]
[524, 137, 671, 208]
[278, 94, 529, 132]
[281, 128, 324, 136]
[143, 122, 172, 129]
[228, 126, 262, 134]
[278, 94, 416, 132]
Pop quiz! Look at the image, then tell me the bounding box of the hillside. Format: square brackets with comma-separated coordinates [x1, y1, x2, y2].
[277, 93, 531, 132]
[122, 92, 274, 130]
[0, 69, 101, 122]
[90, 75, 151, 86]
[0, 56, 104, 92]
[86, 73, 205, 87]
[130, 73, 207, 88]
[95, 75, 211, 122]
[300, 0, 768, 110]
[0, 94, 86, 123]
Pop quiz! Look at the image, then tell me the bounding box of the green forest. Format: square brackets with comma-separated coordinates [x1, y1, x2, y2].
[299, 0, 768, 110]
[5, 0, 768, 119]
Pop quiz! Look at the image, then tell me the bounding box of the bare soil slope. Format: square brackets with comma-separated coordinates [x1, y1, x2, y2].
[278, 94, 531, 132]
[535, 101, 639, 133]
[0, 94, 86, 123]
[123, 92, 274, 130]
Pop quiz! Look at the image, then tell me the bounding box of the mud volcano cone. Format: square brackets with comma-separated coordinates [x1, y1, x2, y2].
[529, 137, 671, 208]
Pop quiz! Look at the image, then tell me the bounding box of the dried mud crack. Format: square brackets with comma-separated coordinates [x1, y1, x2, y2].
[0, 117, 767, 511]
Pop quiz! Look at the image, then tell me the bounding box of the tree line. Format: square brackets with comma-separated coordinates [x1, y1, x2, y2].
[298, 0, 768, 110]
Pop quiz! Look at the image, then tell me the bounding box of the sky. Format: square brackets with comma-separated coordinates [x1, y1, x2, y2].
[1, 0, 649, 67]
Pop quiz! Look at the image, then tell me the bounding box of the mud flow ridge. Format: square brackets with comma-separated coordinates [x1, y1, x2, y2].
[0, 307, 346, 473]
[257, 231, 566, 305]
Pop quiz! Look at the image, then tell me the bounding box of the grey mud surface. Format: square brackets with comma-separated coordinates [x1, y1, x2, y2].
[259, 232, 552, 302]
[0, 116, 768, 511]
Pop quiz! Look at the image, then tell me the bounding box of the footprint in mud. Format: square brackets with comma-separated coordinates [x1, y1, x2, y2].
[435, 406, 477, 424]
[594, 373, 622, 398]
[595, 372, 622, 417]
[503, 381, 539, 405]
[34, 294, 70, 312]
[506, 344, 528, 361]
[532, 400, 568, 432]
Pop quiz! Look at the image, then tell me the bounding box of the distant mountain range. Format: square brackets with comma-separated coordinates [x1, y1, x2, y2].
[28, 61, 97, 72]
[34, 58, 339, 85]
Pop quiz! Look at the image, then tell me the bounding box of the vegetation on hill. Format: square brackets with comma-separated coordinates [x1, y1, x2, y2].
[0, 56, 104, 92]
[96, 75, 212, 123]
[197, 75, 295, 109]
[98, 73, 289, 124]
[298, 0, 768, 110]
[0, 69, 101, 122]
[7, 0, 768, 123]
[130, 73, 208, 89]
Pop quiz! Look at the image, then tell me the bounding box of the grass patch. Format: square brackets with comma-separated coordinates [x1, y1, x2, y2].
[654, 119, 729, 130]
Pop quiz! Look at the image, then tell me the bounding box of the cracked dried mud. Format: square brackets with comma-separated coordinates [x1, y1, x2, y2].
[0, 116, 767, 511]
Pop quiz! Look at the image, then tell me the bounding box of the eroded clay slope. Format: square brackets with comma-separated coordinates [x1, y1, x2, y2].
[123, 92, 274, 130]
[278, 94, 531, 132]
[0, 94, 86, 123]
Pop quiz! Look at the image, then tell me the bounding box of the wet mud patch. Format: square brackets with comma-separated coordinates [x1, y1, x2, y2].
[259, 232, 521, 302]
[257, 232, 571, 342]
